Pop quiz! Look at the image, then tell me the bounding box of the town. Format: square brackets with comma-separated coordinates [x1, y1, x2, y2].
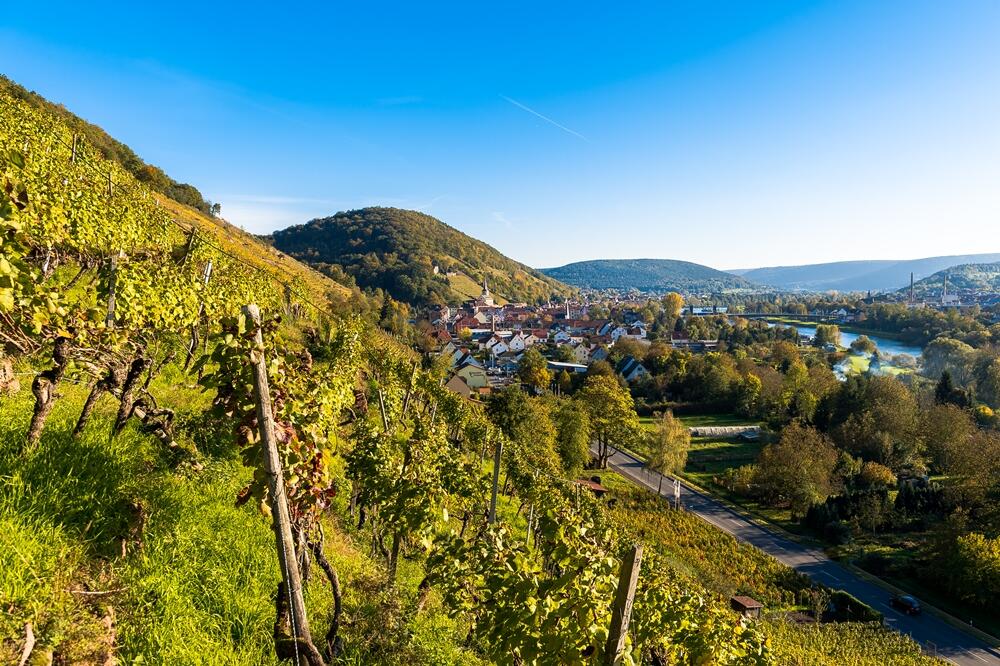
[430, 277, 1000, 400]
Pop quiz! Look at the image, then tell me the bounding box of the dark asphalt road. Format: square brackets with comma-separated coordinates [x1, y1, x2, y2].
[598, 445, 1000, 665]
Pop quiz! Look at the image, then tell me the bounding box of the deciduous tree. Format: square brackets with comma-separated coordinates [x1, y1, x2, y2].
[578, 375, 642, 468]
[754, 421, 839, 517]
[646, 410, 690, 495]
[517, 347, 551, 392]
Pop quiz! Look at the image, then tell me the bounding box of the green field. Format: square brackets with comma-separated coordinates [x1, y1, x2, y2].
[636, 413, 766, 502]
[639, 413, 759, 431]
[839, 353, 911, 376]
[446, 271, 509, 305]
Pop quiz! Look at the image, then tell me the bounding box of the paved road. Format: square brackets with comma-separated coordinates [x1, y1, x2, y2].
[597, 445, 1000, 665]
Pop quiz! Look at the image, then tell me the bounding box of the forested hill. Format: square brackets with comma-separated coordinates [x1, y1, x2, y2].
[270, 207, 574, 306]
[0, 75, 215, 216]
[541, 258, 754, 293]
[904, 262, 1000, 297]
[734, 253, 1000, 292]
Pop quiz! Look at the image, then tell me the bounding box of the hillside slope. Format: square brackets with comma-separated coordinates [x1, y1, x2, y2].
[904, 262, 1000, 297]
[736, 253, 1000, 292]
[541, 258, 754, 293]
[0, 75, 215, 216]
[270, 207, 573, 306]
[0, 76, 357, 314]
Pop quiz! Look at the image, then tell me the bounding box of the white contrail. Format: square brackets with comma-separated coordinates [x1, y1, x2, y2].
[500, 95, 590, 142]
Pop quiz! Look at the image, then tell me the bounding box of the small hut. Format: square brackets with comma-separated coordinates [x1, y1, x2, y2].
[730, 596, 763, 618]
[574, 476, 609, 499]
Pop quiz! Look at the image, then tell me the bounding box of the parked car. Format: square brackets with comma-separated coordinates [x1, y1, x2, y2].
[890, 594, 922, 615]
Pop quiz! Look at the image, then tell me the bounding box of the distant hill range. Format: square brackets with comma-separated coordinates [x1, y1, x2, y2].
[903, 262, 1000, 298]
[731, 253, 1000, 292]
[270, 207, 573, 307]
[540, 258, 753, 293]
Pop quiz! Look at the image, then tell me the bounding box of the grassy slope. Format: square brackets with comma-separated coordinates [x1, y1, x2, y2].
[446, 271, 508, 305]
[157, 196, 355, 306]
[0, 370, 479, 665]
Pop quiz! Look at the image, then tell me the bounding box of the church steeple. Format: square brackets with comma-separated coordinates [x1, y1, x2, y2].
[475, 276, 494, 308]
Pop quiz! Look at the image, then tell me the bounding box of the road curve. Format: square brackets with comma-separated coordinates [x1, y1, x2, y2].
[596, 445, 1000, 666]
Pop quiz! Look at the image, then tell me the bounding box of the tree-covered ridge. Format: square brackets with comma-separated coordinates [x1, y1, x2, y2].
[270, 207, 574, 306]
[541, 258, 754, 293]
[0, 74, 215, 216]
[737, 253, 1000, 292]
[904, 262, 1000, 297]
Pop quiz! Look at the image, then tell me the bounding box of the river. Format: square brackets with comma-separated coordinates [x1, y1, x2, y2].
[782, 324, 923, 359]
[761, 321, 924, 377]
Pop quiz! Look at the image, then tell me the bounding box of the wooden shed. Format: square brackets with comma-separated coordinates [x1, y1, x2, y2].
[574, 476, 609, 499]
[730, 596, 763, 618]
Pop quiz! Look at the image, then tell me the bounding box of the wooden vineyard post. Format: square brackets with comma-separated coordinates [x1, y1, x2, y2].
[71, 133, 78, 162]
[401, 361, 418, 417]
[488, 439, 503, 524]
[105, 254, 119, 328]
[180, 228, 196, 266]
[376, 389, 389, 431]
[604, 544, 643, 666]
[243, 304, 324, 666]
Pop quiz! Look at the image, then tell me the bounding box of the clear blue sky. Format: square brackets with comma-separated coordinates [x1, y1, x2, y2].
[3, 1, 998, 269]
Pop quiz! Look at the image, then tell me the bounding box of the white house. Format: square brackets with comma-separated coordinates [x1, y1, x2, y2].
[452, 350, 482, 369]
[522, 332, 543, 347]
[573, 344, 591, 364]
[609, 326, 629, 342]
[489, 340, 510, 357]
[616, 356, 649, 382]
[623, 322, 647, 340]
[553, 330, 573, 344]
[508, 333, 528, 353]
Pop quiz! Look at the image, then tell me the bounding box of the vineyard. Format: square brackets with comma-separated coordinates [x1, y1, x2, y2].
[603, 474, 940, 665]
[0, 85, 946, 665]
[0, 86, 776, 664]
[606, 475, 810, 606]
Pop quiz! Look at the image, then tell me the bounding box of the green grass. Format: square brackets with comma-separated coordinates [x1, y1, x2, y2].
[600, 470, 809, 606]
[624, 425, 807, 537]
[0, 369, 482, 665]
[639, 413, 758, 431]
[839, 353, 911, 377]
[446, 272, 508, 305]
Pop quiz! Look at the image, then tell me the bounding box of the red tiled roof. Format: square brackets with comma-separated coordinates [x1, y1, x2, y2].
[574, 479, 608, 493]
[730, 596, 763, 610]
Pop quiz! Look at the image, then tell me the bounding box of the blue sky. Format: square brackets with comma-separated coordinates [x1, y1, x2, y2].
[2, 1, 998, 269]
